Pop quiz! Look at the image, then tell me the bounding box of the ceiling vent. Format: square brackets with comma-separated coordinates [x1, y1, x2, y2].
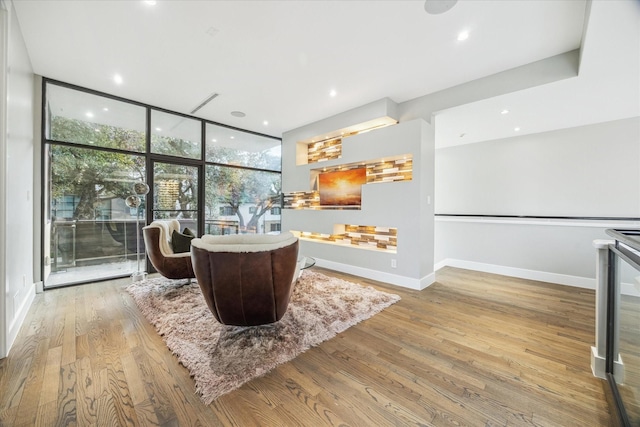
[190, 92, 219, 114]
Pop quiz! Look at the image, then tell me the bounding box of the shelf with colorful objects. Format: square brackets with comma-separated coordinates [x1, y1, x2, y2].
[296, 116, 398, 166]
[282, 98, 434, 289]
[291, 224, 398, 253]
[286, 111, 413, 253]
[283, 155, 413, 210]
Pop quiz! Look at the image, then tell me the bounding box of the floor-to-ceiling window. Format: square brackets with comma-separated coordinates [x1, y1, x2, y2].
[204, 123, 281, 234]
[43, 80, 281, 288]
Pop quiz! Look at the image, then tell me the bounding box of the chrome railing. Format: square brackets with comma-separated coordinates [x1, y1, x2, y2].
[593, 229, 640, 426]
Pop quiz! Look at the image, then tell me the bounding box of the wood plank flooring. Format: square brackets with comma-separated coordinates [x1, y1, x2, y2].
[0, 266, 612, 426]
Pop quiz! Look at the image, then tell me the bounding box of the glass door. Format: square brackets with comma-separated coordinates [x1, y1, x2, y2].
[150, 161, 201, 235]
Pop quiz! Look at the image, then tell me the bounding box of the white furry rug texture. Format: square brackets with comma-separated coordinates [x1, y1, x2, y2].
[126, 270, 400, 404]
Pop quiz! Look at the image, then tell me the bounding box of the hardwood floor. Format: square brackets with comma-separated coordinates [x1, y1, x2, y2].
[0, 266, 612, 426]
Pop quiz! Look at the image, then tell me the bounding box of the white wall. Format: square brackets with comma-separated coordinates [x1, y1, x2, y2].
[433, 117, 640, 287]
[435, 117, 640, 217]
[1, 0, 35, 358]
[435, 218, 638, 288]
[282, 99, 435, 289]
[279, 50, 629, 290]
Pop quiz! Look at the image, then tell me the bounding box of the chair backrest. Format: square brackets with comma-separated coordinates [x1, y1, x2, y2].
[191, 231, 298, 253]
[143, 219, 181, 256]
[142, 219, 196, 280]
[190, 232, 299, 326]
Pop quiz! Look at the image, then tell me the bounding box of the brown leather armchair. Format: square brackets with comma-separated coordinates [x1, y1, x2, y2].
[190, 232, 299, 326]
[142, 220, 195, 280]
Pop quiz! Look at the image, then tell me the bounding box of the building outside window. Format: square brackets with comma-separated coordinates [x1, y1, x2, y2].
[219, 206, 235, 216]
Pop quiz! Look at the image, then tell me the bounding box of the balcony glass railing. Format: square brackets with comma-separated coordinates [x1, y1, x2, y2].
[47, 218, 143, 287]
[594, 229, 640, 426]
[46, 217, 260, 287]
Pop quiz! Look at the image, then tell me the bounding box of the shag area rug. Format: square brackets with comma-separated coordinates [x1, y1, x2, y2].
[126, 270, 400, 404]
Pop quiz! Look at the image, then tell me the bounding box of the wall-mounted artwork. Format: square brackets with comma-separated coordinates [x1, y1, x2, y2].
[319, 168, 366, 206]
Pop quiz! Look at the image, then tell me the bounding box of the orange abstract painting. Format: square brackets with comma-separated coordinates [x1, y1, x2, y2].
[318, 168, 366, 206]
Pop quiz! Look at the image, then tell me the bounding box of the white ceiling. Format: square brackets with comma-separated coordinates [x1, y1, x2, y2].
[434, 0, 640, 147]
[11, 0, 640, 147]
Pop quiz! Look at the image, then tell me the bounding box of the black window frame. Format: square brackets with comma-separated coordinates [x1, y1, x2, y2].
[41, 77, 282, 287]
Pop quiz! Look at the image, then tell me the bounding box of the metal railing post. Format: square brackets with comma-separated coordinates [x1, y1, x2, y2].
[591, 239, 612, 379]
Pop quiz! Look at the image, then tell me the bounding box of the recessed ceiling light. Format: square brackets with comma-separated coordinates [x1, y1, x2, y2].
[155, 127, 162, 131]
[501, 109, 509, 115]
[211, 138, 217, 142]
[113, 74, 123, 85]
[144, 1, 157, 5]
[514, 127, 521, 132]
[230, 136, 235, 139]
[231, 111, 246, 118]
[103, 107, 109, 112]
[263, 120, 269, 126]
[205, 27, 219, 38]
[329, 89, 337, 97]
[85, 112, 94, 118]
[457, 31, 469, 41]
[424, 0, 458, 14]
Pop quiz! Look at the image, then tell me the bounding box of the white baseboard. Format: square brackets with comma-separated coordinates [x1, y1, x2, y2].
[314, 256, 636, 295]
[435, 258, 596, 289]
[7, 284, 35, 355]
[314, 258, 435, 290]
[591, 346, 625, 382]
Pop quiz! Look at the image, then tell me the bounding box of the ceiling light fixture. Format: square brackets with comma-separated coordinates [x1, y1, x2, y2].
[155, 127, 162, 131]
[103, 107, 109, 112]
[263, 120, 269, 126]
[424, 0, 458, 15]
[231, 111, 246, 118]
[457, 31, 469, 41]
[514, 127, 521, 132]
[113, 74, 123, 85]
[329, 89, 337, 97]
[501, 109, 509, 115]
[143, 1, 157, 5]
[85, 112, 94, 118]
